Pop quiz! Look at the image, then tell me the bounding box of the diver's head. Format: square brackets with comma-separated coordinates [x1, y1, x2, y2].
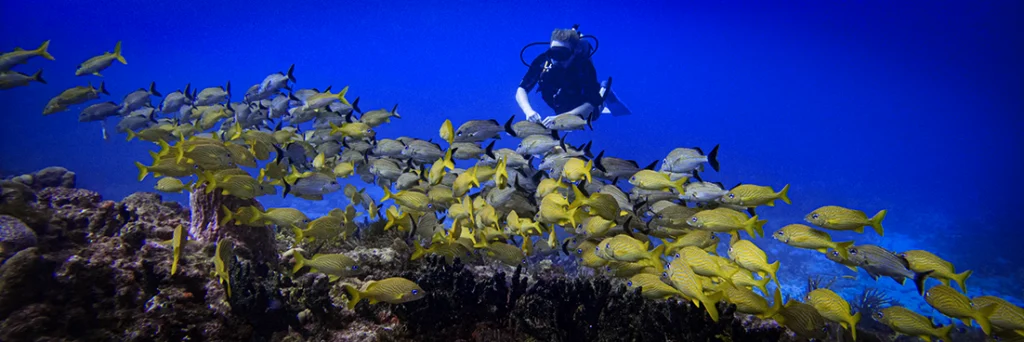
[548, 28, 582, 66]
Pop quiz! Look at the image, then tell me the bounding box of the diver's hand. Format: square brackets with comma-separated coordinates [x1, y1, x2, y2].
[525, 110, 541, 123]
[541, 116, 555, 128]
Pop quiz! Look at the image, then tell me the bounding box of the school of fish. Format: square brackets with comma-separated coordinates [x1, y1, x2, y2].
[6, 40, 1023, 341]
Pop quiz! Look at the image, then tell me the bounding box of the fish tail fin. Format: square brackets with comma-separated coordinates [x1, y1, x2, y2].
[31, 69, 45, 84]
[134, 161, 149, 181]
[974, 303, 996, 335]
[36, 40, 54, 60]
[98, 81, 109, 95]
[954, 269, 972, 293]
[707, 144, 720, 172]
[337, 85, 351, 105]
[113, 40, 127, 65]
[672, 177, 687, 194]
[291, 252, 306, 274]
[913, 270, 933, 296]
[755, 277, 770, 296]
[765, 287, 783, 319]
[868, 209, 886, 236]
[584, 159, 593, 184]
[221, 205, 234, 224]
[835, 240, 854, 260]
[777, 184, 791, 205]
[744, 215, 766, 238]
[126, 129, 137, 142]
[648, 245, 665, 270]
[410, 242, 426, 260]
[342, 284, 362, 310]
[292, 226, 305, 244]
[384, 209, 398, 231]
[936, 324, 954, 342]
[768, 260, 781, 286]
[381, 187, 393, 202]
[702, 290, 723, 322]
[850, 312, 861, 340]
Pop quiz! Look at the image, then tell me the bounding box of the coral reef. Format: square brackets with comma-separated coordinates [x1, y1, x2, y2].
[7, 167, 983, 342]
[8, 166, 76, 190]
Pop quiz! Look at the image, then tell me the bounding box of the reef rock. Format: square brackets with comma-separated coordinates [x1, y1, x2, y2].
[10, 166, 75, 190]
[0, 215, 37, 258]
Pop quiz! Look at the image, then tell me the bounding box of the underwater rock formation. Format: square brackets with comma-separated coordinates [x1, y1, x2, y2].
[8, 166, 76, 190]
[188, 184, 278, 264]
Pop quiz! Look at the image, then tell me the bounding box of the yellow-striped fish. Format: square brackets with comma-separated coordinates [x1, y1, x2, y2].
[806, 288, 860, 340]
[627, 273, 683, 300]
[772, 224, 853, 259]
[901, 250, 972, 293]
[924, 284, 996, 335]
[727, 239, 780, 286]
[874, 306, 954, 342]
[972, 296, 1024, 333]
[342, 277, 426, 309]
[805, 205, 886, 236]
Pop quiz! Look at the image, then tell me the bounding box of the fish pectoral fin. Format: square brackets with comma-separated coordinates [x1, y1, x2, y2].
[94, 72, 103, 77]
[368, 298, 379, 305]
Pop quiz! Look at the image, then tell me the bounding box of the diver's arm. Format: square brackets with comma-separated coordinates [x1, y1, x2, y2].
[517, 87, 541, 122]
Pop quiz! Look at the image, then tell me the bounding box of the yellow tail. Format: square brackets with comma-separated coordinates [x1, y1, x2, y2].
[583, 159, 593, 184]
[777, 184, 791, 205]
[36, 40, 54, 60]
[936, 324, 954, 342]
[292, 226, 305, 244]
[848, 312, 862, 340]
[672, 177, 687, 194]
[868, 209, 886, 236]
[134, 161, 149, 181]
[291, 252, 306, 274]
[411, 242, 426, 260]
[113, 41, 126, 64]
[974, 302, 997, 335]
[954, 269, 973, 293]
[702, 290, 724, 322]
[336, 85, 351, 105]
[768, 260, 781, 287]
[342, 284, 362, 310]
[834, 241, 854, 260]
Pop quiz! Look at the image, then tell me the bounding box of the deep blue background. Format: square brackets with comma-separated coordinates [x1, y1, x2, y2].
[2, 0, 1023, 311]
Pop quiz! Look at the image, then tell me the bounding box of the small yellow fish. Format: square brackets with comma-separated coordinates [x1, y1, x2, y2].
[333, 161, 355, 178]
[772, 224, 853, 259]
[805, 205, 886, 236]
[329, 121, 374, 139]
[75, 40, 127, 76]
[291, 252, 362, 281]
[293, 210, 345, 243]
[774, 300, 829, 340]
[213, 239, 233, 298]
[677, 246, 736, 281]
[901, 250, 972, 293]
[561, 157, 593, 184]
[628, 169, 687, 193]
[662, 230, 719, 256]
[439, 119, 454, 145]
[627, 273, 684, 300]
[169, 224, 186, 275]
[688, 207, 766, 239]
[719, 184, 791, 208]
[342, 277, 426, 309]
[249, 207, 310, 230]
[971, 296, 1024, 333]
[806, 288, 860, 340]
[382, 187, 432, 213]
[0, 40, 55, 72]
[720, 281, 782, 319]
[154, 177, 193, 193]
[874, 306, 954, 342]
[924, 284, 996, 335]
[727, 240, 780, 287]
[667, 257, 724, 322]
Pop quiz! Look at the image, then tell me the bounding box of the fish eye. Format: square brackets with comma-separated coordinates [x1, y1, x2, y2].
[594, 247, 600, 253]
[776, 231, 784, 236]
[674, 253, 680, 258]
[830, 251, 839, 257]
[690, 217, 698, 222]
[411, 289, 419, 295]
[850, 249, 857, 254]
[876, 312, 884, 318]
[576, 248, 582, 255]
[727, 194, 734, 199]
[351, 265, 358, 270]
[812, 214, 819, 219]
[662, 272, 668, 277]
[627, 281, 633, 287]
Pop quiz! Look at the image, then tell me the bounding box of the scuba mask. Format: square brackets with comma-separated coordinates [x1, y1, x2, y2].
[520, 24, 600, 67]
[547, 46, 574, 62]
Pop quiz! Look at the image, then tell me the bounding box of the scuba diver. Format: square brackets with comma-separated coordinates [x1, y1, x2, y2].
[516, 25, 630, 126]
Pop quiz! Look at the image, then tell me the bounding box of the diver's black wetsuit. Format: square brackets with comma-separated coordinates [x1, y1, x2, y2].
[519, 54, 602, 114]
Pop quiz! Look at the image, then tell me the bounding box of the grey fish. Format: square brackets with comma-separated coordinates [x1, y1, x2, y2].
[479, 147, 530, 170]
[593, 150, 655, 181]
[194, 82, 230, 106]
[285, 172, 341, 199]
[258, 64, 294, 95]
[242, 84, 274, 103]
[159, 84, 192, 114]
[661, 145, 720, 173]
[286, 105, 319, 125]
[359, 104, 400, 127]
[848, 244, 930, 295]
[451, 142, 485, 160]
[313, 112, 348, 131]
[515, 130, 561, 156]
[314, 141, 342, 158]
[454, 119, 503, 143]
[43, 82, 110, 115]
[401, 139, 444, 163]
[504, 115, 550, 138]
[115, 112, 155, 133]
[372, 139, 406, 158]
[0, 69, 45, 89]
[268, 95, 292, 119]
[119, 82, 161, 115]
[327, 97, 360, 115]
[78, 101, 120, 122]
[683, 181, 729, 203]
[369, 158, 403, 180]
[291, 88, 320, 103]
[342, 138, 374, 154]
[544, 113, 591, 131]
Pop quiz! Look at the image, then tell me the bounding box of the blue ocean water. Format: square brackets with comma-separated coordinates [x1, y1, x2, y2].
[2, 0, 1022, 326]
